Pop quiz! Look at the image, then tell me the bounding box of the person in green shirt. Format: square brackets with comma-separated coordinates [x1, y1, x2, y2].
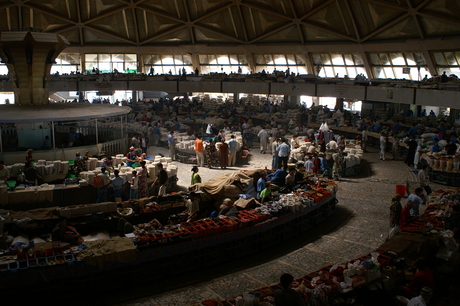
[191, 166, 201, 185]
[259, 182, 272, 204]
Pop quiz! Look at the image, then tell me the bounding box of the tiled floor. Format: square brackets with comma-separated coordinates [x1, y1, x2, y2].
[109, 145, 445, 306]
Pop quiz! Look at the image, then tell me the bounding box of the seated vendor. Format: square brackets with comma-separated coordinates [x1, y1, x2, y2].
[400, 201, 417, 228]
[271, 165, 287, 186]
[126, 146, 137, 166]
[0, 160, 10, 181]
[294, 163, 308, 185]
[401, 259, 435, 298]
[184, 192, 200, 222]
[52, 216, 83, 245]
[101, 156, 114, 172]
[218, 198, 239, 217]
[137, 152, 148, 162]
[23, 161, 43, 185]
[259, 182, 272, 204]
[285, 167, 297, 190]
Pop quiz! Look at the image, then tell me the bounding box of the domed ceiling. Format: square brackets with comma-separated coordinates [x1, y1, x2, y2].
[0, 0, 459, 46]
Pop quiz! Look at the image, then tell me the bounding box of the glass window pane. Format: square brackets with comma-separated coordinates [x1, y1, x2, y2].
[199, 55, 209, 64]
[334, 67, 347, 77]
[161, 56, 174, 65]
[369, 54, 380, 65]
[217, 56, 230, 65]
[229, 54, 238, 63]
[85, 54, 98, 62]
[99, 54, 110, 62]
[264, 55, 272, 64]
[238, 55, 248, 65]
[208, 55, 217, 64]
[324, 66, 334, 77]
[380, 54, 390, 65]
[183, 55, 192, 65]
[413, 53, 426, 65]
[383, 67, 394, 78]
[445, 52, 458, 65]
[356, 67, 367, 76]
[433, 53, 446, 65]
[455, 52, 460, 65]
[389, 53, 403, 65]
[112, 54, 124, 62]
[286, 54, 295, 64]
[321, 54, 330, 64]
[331, 54, 344, 65]
[343, 54, 354, 65]
[312, 54, 322, 65]
[373, 67, 384, 78]
[404, 53, 415, 63]
[273, 54, 286, 65]
[353, 53, 364, 65]
[124, 54, 137, 62]
[174, 55, 183, 64]
[99, 62, 111, 73]
[297, 66, 307, 74]
[295, 55, 305, 65]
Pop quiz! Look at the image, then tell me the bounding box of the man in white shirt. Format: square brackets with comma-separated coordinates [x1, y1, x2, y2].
[258, 128, 269, 154]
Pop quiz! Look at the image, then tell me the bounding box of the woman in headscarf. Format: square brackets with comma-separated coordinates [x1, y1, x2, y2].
[217, 140, 229, 169]
[205, 139, 218, 168]
[138, 161, 148, 198]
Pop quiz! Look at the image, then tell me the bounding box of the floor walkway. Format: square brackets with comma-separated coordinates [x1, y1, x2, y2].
[98, 147, 446, 306]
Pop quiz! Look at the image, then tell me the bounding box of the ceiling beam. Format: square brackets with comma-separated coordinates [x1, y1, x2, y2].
[83, 5, 129, 25]
[76, 0, 84, 46]
[361, 13, 409, 42]
[182, 0, 195, 44]
[287, 0, 304, 43]
[415, 0, 432, 10]
[364, 0, 408, 10]
[192, 3, 234, 23]
[84, 25, 136, 45]
[336, 1, 350, 36]
[412, 14, 425, 39]
[298, 0, 335, 20]
[301, 21, 360, 42]
[418, 11, 460, 25]
[130, 3, 140, 44]
[234, 0, 248, 43]
[345, 0, 360, 40]
[249, 22, 295, 44]
[139, 24, 188, 45]
[194, 24, 246, 44]
[50, 24, 77, 34]
[241, 2, 292, 21]
[23, 3, 75, 24]
[137, 4, 185, 24]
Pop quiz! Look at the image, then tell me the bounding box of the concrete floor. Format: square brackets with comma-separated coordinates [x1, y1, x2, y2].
[102, 145, 451, 306]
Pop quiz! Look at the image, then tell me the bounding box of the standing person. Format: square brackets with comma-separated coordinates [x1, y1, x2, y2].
[111, 170, 124, 203]
[332, 150, 345, 181]
[96, 167, 111, 203]
[379, 133, 387, 161]
[389, 194, 402, 238]
[361, 128, 368, 152]
[227, 135, 239, 167]
[258, 128, 269, 154]
[392, 135, 400, 160]
[274, 273, 304, 306]
[304, 156, 314, 173]
[418, 165, 431, 201]
[205, 139, 218, 168]
[405, 136, 418, 167]
[153, 123, 161, 146]
[190, 166, 201, 185]
[407, 188, 424, 217]
[194, 135, 204, 167]
[217, 140, 229, 169]
[25, 149, 34, 163]
[168, 131, 176, 161]
[139, 133, 149, 155]
[138, 161, 148, 198]
[151, 163, 168, 196]
[271, 138, 280, 169]
[128, 170, 139, 199]
[67, 128, 78, 147]
[277, 139, 290, 169]
[257, 172, 267, 199]
[147, 124, 154, 147]
[131, 135, 139, 148]
[414, 141, 423, 168]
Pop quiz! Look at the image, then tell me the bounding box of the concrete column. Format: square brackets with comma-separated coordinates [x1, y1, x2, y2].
[336, 98, 344, 111]
[0, 31, 69, 105]
[233, 93, 239, 103]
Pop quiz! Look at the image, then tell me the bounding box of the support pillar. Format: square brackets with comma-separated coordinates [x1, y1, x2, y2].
[336, 98, 344, 112]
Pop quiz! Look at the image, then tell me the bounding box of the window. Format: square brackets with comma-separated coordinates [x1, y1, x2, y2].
[84, 54, 137, 73]
[52, 53, 80, 75]
[311, 53, 366, 78]
[432, 51, 460, 77]
[198, 54, 249, 74]
[144, 54, 193, 75]
[369, 52, 429, 80]
[255, 54, 307, 74]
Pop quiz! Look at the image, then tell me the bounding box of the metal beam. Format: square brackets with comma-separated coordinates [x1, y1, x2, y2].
[418, 11, 460, 25]
[241, 2, 292, 21]
[194, 24, 246, 44]
[139, 24, 188, 45]
[249, 22, 295, 44]
[24, 3, 75, 23]
[83, 5, 129, 25]
[361, 13, 409, 42]
[234, 0, 248, 42]
[182, 0, 195, 44]
[345, 0, 360, 40]
[364, 0, 408, 11]
[137, 4, 185, 24]
[84, 25, 136, 45]
[192, 3, 234, 23]
[301, 21, 359, 42]
[130, 1, 140, 44]
[298, 0, 335, 20]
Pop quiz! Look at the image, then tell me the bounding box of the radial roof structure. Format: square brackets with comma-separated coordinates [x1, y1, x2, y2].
[0, 0, 458, 46]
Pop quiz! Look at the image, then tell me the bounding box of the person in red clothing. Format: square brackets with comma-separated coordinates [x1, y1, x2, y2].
[402, 259, 435, 298]
[400, 201, 417, 228]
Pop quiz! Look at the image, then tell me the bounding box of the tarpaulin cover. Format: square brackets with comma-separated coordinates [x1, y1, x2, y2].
[77, 237, 136, 269]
